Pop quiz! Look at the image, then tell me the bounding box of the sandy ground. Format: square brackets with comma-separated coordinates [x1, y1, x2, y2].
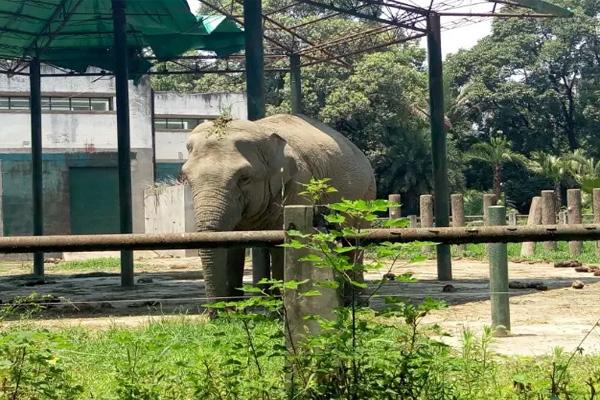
[0, 255, 599, 356]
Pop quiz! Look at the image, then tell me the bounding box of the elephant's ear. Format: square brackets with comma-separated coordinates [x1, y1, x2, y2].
[263, 133, 298, 197]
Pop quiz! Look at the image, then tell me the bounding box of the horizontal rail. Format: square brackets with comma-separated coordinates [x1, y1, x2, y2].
[1, 225, 600, 253]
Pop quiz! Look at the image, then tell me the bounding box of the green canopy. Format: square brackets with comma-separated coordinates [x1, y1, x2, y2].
[0, 0, 244, 74]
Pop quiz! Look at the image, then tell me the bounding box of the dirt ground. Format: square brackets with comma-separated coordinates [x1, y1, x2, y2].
[0, 254, 599, 357]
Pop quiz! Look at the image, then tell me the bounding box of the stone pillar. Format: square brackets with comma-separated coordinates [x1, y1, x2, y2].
[541, 190, 557, 251]
[388, 194, 401, 219]
[451, 194, 465, 255]
[420, 195, 434, 253]
[482, 194, 497, 226]
[488, 205, 510, 336]
[558, 211, 568, 225]
[521, 197, 542, 257]
[594, 188, 600, 252]
[408, 215, 418, 228]
[508, 211, 517, 226]
[567, 189, 582, 256]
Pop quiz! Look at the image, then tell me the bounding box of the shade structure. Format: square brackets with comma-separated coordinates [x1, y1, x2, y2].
[0, 0, 244, 74]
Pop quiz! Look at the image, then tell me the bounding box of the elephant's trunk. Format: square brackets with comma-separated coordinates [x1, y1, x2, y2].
[192, 190, 243, 300]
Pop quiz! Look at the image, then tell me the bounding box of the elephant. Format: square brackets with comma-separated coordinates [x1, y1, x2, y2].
[181, 113, 376, 300]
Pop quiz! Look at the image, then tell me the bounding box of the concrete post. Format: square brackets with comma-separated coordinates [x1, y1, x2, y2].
[567, 189, 582, 256]
[451, 194, 465, 255]
[488, 205, 510, 336]
[508, 211, 517, 226]
[482, 193, 497, 225]
[420, 195, 434, 253]
[541, 190, 557, 251]
[558, 210, 568, 225]
[388, 194, 401, 219]
[521, 196, 541, 257]
[284, 205, 338, 351]
[594, 188, 600, 252]
[408, 215, 418, 228]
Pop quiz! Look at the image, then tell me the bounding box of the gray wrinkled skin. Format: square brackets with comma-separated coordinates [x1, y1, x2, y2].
[181, 114, 376, 300]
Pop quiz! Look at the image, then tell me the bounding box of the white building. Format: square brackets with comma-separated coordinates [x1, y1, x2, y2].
[0, 65, 246, 236]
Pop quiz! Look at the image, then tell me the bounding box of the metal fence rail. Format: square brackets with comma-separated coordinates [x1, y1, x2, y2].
[2, 224, 600, 253]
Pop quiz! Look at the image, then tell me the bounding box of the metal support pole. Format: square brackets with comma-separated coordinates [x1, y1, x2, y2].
[243, 0, 270, 282]
[290, 52, 302, 114]
[29, 58, 44, 277]
[244, 0, 266, 120]
[427, 13, 451, 281]
[488, 205, 510, 336]
[112, 0, 134, 287]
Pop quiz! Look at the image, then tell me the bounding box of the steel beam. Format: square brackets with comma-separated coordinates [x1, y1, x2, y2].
[243, 0, 271, 282]
[112, 0, 134, 287]
[29, 57, 44, 277]
[290, 53, 302, 114]
[427, 13, 452, 281]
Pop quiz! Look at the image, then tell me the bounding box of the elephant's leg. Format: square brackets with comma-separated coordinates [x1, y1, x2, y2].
[270, 247, 284, 281]
[225, 247, 246, 297]
[252, 248, 271, 285]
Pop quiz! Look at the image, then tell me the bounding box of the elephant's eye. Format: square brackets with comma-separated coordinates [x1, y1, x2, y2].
[186, 142, 193, 153]
[239, 175, 252, 186]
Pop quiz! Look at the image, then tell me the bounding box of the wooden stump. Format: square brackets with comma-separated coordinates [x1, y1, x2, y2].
[567, 189, 582, 256]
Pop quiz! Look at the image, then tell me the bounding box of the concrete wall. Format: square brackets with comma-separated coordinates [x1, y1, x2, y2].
[144, 183, 196, 257]
[153, 92, 247, 119]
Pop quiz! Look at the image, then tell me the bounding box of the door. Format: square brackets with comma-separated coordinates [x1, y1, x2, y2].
[69, 167, 120, 234]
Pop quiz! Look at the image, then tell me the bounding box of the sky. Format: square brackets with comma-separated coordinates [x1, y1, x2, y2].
[186, 0, 493, 57]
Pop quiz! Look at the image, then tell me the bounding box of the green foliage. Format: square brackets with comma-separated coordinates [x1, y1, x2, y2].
[0, 330, 83, 399]
[298, 177, 338, 204]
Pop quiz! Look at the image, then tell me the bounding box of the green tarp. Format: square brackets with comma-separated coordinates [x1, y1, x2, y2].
[0, 0, 244, 74]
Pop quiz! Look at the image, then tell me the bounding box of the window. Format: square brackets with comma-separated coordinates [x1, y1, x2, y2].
[0, 95, 112, 111]
[154, 117, 210, 131]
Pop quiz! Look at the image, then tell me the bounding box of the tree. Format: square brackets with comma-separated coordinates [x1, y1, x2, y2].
[526, 151, 578, 208]
[466, 135, 527, 200]
[446, 1, 600, 155]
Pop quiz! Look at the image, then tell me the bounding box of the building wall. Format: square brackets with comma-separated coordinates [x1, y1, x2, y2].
[0, 65, 248, 238]
[0, 66, 154, 235]
[0, 67, 153, 150]
[153, 92, 247, 180]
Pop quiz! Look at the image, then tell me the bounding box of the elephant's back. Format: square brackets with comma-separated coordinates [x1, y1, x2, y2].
[257, 114, 376, 200]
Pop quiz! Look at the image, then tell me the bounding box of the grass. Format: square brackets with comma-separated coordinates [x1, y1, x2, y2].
[0, 318, 598, 399]
[460, 241, 600, 264]
[51, 257, 121, 271]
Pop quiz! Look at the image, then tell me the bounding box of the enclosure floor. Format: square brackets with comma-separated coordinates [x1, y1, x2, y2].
[0, 256, 599, 356]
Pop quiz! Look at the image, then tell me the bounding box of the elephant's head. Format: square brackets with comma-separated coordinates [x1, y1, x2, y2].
[182, 119, 298, 233]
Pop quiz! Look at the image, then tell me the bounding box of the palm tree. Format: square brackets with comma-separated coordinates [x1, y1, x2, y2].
[527, 151, 578, 209]
[467, 136, 527, 200]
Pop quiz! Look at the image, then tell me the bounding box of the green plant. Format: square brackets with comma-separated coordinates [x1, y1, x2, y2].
[0, 330, 83, 399]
